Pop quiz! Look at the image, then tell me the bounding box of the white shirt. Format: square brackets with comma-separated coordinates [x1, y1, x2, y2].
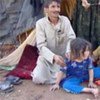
[36, 15, 76, 64]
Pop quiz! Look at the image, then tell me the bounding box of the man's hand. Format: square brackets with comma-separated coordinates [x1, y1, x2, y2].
[82, 0, 90, 9]
[53, 55, 66, 67]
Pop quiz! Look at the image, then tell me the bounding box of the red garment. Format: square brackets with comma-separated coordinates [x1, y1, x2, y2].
[7, 45, 38, 79]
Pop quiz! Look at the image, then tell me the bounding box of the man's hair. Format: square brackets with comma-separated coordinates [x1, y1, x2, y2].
[44, 0, 61, 8]
[70, 37, 92, 60]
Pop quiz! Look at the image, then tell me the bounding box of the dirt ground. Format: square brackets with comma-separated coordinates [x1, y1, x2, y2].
[0, 70, 100, 100]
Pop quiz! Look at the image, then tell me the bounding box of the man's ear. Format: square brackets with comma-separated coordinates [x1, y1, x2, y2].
[44, 8, 48, 16]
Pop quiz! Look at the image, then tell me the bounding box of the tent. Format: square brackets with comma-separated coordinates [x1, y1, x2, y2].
[0, 0, 100, 68]
[0, 0, 76, 67]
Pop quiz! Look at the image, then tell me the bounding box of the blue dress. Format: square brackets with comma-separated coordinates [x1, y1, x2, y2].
[60, 57, 100, 94]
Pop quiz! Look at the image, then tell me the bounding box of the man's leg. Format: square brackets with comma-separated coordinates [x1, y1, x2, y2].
[31, 56, 60, 84]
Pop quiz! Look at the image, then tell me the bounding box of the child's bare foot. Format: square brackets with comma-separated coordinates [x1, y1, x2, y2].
[91, 88, 99, 98]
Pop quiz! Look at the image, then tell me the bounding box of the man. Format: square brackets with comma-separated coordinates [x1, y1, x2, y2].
[31, 0, 76, 84]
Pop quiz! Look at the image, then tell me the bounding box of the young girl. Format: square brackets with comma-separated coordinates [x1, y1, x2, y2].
[51, 38, 100, 98]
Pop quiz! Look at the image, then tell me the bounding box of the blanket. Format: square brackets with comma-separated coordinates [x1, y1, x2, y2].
[7, 45, 38, 79]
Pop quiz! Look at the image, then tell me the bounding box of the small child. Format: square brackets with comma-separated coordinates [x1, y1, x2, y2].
[50, 38, 100, 98]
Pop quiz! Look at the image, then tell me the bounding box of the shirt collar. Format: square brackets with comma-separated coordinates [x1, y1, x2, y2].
[45, 15, 61, 25]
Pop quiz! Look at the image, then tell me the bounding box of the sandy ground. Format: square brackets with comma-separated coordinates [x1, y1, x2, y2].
[0, 70, 100, 100]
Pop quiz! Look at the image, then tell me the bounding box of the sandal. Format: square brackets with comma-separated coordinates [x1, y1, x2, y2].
[5, 75, 22, 85]
[0, 81, 14, 93]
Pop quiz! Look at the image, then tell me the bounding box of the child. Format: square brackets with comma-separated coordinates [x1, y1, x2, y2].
[50, 38, 100, 98]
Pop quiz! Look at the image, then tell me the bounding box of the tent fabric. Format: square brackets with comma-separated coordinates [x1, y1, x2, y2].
[0, 65, 15, 71]
[0, 0, 44, 44]
[0, 0, 99, 68]
[0, 29, 36, 66]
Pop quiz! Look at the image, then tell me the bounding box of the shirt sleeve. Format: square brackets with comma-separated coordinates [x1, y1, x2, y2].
[88, 57, 94, 69]
[36, 21, 55, 64]
[63, 17, 76, 53]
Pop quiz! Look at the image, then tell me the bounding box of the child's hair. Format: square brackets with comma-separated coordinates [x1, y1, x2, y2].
[44, 0, 61, 8]
[70, 38, 92, 60]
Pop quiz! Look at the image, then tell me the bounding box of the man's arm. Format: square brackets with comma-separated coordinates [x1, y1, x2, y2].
[36, 20, 65, 66]
[64, 17, 76, 56]
[36, 21, 55, 64]
[81, 0, 90, 9]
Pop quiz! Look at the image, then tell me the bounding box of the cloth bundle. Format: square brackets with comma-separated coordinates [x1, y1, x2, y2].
[7, 45, 38, 79]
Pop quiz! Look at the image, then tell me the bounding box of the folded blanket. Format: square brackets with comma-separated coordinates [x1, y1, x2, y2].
[7, 45, 38, 79]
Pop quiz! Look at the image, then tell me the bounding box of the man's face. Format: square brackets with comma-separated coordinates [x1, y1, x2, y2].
[47, 1, 60, 18]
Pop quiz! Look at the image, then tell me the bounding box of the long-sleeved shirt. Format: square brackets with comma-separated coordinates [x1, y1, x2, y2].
[36, 15, 76, 64]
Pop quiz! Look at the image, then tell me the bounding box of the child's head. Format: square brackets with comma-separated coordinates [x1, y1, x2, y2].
[70, 38, 92, 60]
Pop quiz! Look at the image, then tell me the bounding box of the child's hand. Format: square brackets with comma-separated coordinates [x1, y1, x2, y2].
[88, 82, 97, 88]
[50, 84, 60, 91]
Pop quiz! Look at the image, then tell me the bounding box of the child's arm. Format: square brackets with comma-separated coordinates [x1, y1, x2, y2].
[88, 69, 97, 88]
[50, 71, 65, 91]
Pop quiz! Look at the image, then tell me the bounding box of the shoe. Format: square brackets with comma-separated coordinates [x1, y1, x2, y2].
[5, 75, 22, 85]
[0, 81, 14, 93]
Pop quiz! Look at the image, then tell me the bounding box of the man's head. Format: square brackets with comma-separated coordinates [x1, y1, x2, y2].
[44, 0, 61, 18]
[44, 0, 61, 8]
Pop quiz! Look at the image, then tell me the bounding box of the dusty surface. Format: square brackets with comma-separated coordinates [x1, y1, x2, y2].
[0, 70, 100, 100]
